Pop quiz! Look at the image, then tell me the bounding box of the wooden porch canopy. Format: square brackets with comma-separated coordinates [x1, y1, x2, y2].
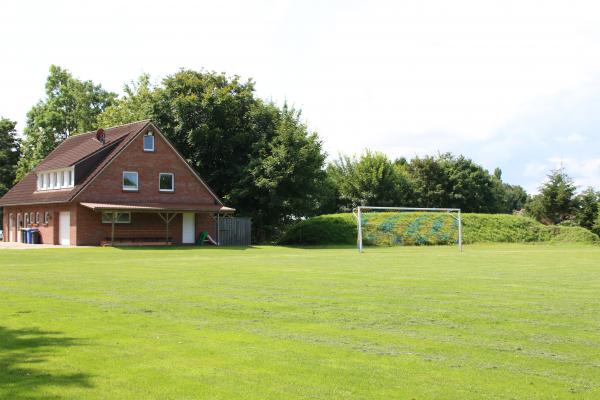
[80, 202, 235, 213]
[80, 202, 235, 245]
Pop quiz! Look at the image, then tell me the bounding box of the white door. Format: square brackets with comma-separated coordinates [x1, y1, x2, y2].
[16, 214, 22, 242]
[9, 214, 14, 242]
[59, 212, 70, 245]
[182, 212, 195, 244]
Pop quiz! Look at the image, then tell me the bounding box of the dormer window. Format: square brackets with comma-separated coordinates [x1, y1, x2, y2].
[36, 167, 75, 191]
[143, 130, 154, 152]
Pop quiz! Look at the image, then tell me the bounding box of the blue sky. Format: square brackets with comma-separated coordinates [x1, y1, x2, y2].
[1, 0, 599, 193]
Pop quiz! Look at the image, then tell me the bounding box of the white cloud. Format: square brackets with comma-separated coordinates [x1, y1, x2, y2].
[1, 0, 600, 193]
[556, 133, 586, 144]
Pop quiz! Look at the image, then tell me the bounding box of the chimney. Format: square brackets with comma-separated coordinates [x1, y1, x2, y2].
[96, 128, 105, 145]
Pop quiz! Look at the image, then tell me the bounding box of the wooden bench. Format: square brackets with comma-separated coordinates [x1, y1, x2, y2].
[101, 229, 173, 246]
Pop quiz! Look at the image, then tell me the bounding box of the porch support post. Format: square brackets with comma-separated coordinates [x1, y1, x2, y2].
[166, 213, 170, 244]
[111, 211, 116, 246]
[158, 212, 178, 245]
[217, 213, 220, 246]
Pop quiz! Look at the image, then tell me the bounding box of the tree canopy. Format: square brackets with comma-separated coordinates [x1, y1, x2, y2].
[0, 118, 20, 197]
[16, 65, 115, 180]
[98, 69, 327, 240]
[525, 168, 577, 224]
[327, 151, 413, 210]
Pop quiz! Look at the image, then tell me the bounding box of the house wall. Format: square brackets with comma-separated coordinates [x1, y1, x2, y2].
[2, 203, 217, 246]
[75, 205, 217, 246]
[2, 203, 77, 245]
[76, 127, 217, 205]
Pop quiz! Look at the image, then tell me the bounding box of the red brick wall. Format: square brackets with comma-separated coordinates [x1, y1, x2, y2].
[75, 205, 216, 246]
[77, 127, 217, 205]
[2, 203, 217, 246]
[2, 203, 76, 245]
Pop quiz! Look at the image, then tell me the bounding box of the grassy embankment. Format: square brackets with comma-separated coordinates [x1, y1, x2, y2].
[279, 212, 599, 245]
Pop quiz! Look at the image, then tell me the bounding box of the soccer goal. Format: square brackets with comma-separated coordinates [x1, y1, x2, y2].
[352, 206, 462, 253]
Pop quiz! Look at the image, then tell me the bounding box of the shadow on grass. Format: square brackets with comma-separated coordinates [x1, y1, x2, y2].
[113, 245, 254, 251]
[0, 326, 92, 399]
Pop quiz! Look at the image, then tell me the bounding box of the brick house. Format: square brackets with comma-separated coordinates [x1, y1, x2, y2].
[0, 120, 234, 246]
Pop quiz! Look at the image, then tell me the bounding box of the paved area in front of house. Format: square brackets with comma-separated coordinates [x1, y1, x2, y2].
[0, 242, 86, 249]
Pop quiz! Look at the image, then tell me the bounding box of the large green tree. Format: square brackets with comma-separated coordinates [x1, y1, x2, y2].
[327, 150, 414, 210]
[232, 105, 327, 240]
[406, 153, 500, 212]
[152, 70, 261, 199]
[525, 168, 577, 224]
[16, 65, 115, 180]
[0, 118, 20, 223]
[574, 187, 598, 230]
[0, 118, 20, 196]
[97, 74, 156, 127]
[97, 69, 328, 241]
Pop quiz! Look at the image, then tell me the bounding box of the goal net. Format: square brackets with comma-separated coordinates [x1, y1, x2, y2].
[352, 206, 462, 252]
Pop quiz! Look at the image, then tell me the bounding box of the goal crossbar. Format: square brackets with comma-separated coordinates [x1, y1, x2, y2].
[352, 206, 462, 253]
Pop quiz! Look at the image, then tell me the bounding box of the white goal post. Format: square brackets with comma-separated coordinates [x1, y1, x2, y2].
[352, 206, 462, 253]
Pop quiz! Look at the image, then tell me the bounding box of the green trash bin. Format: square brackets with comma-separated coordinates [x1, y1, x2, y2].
[21, 229, 28, 243]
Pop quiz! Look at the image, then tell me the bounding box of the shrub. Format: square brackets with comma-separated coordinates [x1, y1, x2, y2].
[279, 214, 356, 245]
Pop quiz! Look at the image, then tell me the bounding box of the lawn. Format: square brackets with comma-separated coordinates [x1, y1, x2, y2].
[1, 244, 600, 399]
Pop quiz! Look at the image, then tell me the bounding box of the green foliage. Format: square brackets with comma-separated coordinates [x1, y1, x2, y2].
[544, 225, 600, 244]
[327, 150, 413, 210]
[232, 105, 327, 240]
[324, 153, 528, 214]
[0, 118, 20, 197]
[97, 74, 156, 127]
[152, 69, 260, 199]
[407, 154, 499, 212]
[96, 69, 328, 241]
[525, 168, 577, 224]
[574, 187, 598, 230]
[280, 212, 600, 246]
[278, 214, 357, 245]
[16, 65, 115, 180]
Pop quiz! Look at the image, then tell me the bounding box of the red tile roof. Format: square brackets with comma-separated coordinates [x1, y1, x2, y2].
[35, 122, 138, 170]
[0, 120, 150, 206]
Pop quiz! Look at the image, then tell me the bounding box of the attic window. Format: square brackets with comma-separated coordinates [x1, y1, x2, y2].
[37, 167, 75, 191]
[143, 131, 154, 152]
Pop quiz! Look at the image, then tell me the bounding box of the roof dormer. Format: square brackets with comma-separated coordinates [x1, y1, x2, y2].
[36, 167, 75, 191]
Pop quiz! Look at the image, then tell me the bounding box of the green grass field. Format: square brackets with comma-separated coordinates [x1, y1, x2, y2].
[1, 244, 600, 399]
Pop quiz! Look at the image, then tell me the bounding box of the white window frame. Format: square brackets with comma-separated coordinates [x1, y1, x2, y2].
[101, 212, 131, 224]
[44, 211, 50, 225]
[158, 172, 174, 192]
[122, 171, 139, 191]
[143, 131, 155, 152]
[37, 168, 74, 191]
[35, 212, 40, 224]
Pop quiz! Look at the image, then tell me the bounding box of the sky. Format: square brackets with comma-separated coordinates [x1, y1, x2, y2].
[1, 0, 600, 194]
